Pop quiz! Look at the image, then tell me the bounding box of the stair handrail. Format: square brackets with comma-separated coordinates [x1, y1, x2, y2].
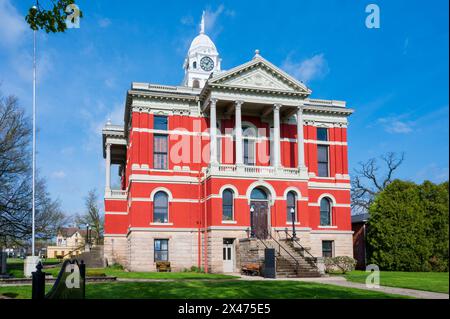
[255, 233, 301, 270]
[284, 229, 316, 264]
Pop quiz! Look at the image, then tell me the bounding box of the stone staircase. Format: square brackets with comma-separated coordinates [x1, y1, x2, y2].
[261, 238, 321, 278]
[73, 245, 105, 268]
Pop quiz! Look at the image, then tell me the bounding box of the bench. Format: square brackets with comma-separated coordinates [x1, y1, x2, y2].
[241, 263, 261, 276]
[156, 261, 171, 272]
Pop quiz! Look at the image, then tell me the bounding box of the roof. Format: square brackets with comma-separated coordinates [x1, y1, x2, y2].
[58, 227, 86, 238]
[189, 33, 217, 54]
[58, 227, 98, 238]
[351, 213, 370, 224]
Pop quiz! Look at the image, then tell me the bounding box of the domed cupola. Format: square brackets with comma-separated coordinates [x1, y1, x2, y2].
[182, 12, 221, 88]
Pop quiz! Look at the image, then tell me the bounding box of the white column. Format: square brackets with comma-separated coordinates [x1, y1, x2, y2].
[235, 100, 244, 166]
[105, 142, 111, 192]
[297, 105, 306, 169]
[273, 104, 281, 168]
[209, 98, 218, 165]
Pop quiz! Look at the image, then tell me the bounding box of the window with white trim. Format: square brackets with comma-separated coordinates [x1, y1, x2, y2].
[320, 197, 332, 226]
[153, 191, 169, 223]
[222, 189, 234, 221]
[286, 191, 297, 222]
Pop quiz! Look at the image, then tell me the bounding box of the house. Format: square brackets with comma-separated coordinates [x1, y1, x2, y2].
[47, 227, 87, 259]
[102, 14, 354, 273]
[351, 213, 370, 270]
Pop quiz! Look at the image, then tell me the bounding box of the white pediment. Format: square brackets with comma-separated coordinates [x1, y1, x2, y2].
[208, 56, 311, 94]
[225, 68, 294, 91]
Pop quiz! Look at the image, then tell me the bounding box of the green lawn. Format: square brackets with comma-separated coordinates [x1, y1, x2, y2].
[6, 258, 60, 278]
[344, 271, 449, 294]
[0, 280, 408, 299]
[42, 265, 238, 280]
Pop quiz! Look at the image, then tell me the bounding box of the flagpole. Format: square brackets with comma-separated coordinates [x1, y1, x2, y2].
[32, 28, 36, 258]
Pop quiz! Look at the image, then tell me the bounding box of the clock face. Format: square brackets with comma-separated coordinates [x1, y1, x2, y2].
[200, 56, 214, 71]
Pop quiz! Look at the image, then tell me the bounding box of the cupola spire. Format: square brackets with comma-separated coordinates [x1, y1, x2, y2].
[200, 11, 205, 34]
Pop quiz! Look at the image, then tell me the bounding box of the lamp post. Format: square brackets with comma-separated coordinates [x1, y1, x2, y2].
[250, 206, 255, 238]
[290, 208, 297, 240]
[85, 224, 90, 250]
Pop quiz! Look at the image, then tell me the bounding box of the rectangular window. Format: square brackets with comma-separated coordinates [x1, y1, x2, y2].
[154, 116, 168, 131]
[317, 128, 328, 141]
[243, 139, 255, 165]
[154, 239, 169, 262]
[317, 145, 329, 177]
[322, 241, 334, 258]
[154, 134, 168, 169]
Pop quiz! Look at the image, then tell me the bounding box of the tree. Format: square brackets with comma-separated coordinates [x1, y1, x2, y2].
[75, 189, 103, 245]
[351, 152, 405, 214]
[0, 91, 68, 248]
[25, 0, 83, 33]
[367, 180, 449, 271]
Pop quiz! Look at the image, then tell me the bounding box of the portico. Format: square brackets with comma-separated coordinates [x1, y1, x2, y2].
[201, 54, 310, 179]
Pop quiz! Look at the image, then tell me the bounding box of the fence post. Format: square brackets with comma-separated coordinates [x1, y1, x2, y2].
[79, 260, 86, 299]
[32, 262, 45, 299]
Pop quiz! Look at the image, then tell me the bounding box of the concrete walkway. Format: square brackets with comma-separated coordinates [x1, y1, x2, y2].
[238, 275, 449, 299]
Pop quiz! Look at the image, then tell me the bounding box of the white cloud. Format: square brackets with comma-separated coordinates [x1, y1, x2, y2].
[180, 15, 194, 26]
[98, 18, 111, 28]
[377, 116, 414, 134]
[415, 163, 449, 183]
[11, 49, 54, 82]
[0, 0, 27, 49]
[282, 53, 329, 83]
[52, 170, 66, 179]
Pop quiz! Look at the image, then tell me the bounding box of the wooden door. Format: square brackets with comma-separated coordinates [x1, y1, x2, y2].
[251, 201, 269, 239]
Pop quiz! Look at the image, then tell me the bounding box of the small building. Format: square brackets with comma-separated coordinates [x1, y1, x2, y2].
[47, 227, 87, 259]
[351, 213, 369, 270]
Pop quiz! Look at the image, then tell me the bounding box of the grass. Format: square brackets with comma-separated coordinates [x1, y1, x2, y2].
[6, 258, 61, 278]
[0, 280, 408, 299]
[41, 265, 238, 280]
[344, 271, 449, 294]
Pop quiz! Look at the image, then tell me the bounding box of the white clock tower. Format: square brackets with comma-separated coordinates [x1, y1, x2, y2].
[182, 12, 221, 88]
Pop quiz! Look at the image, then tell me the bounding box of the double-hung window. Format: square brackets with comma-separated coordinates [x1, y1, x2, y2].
[153, 116, 168, 170]
[154, 239, 169, 261]
[317, 128, 329, 177]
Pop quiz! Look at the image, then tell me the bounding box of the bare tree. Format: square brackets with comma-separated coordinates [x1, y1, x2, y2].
[75, 189, 103, 245]
[0, 91, 67, 249]
[351, 152, 405, 214]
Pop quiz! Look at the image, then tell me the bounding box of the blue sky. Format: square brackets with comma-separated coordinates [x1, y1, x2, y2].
[0, 0, 448, 216]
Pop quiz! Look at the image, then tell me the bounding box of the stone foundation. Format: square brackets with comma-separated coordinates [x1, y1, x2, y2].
[309, 231, 354, 257]
[103, 228, 354, 272]
[206, 229, 248, 273]
[104, 235, 128, 267]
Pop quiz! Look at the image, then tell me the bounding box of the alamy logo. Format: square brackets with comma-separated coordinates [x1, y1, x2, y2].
[65, 4, 81, 29]
[65, 263, 80, 289]
[365, 4, 381, 29]
[365, 264, 380, 288]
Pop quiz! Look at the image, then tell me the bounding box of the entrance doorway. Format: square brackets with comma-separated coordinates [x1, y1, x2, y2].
[250, 187, 269, 239]
[222, 238, 234, 272]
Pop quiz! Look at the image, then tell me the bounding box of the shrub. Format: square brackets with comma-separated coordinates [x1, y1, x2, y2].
[367, 180, 449, 272]
[324, 256, 357, 274]
[190, 266, 204, 273]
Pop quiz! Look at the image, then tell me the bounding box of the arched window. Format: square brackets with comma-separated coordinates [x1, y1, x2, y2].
[154, 191, 169, 223]
[222, 189, 234, 221]
[320, 197, 331, 226]
[251, 187, 267, 200]
[193, 61, 197, 69]
[287, 191, 297, 222]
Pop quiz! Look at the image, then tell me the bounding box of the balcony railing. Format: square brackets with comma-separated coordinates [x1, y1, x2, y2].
[105, 189, 127, 199]
[207, 164, 306, 179]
